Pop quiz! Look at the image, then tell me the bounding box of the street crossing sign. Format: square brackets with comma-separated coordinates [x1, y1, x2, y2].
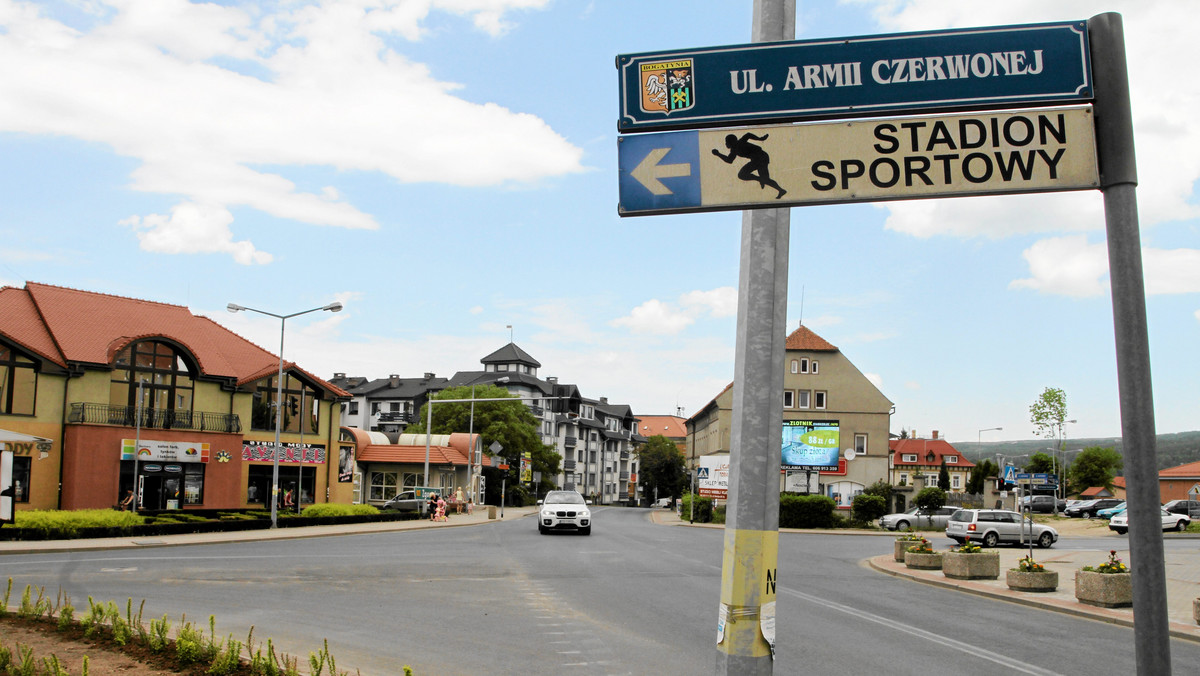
[1003, 465, 1018, 484]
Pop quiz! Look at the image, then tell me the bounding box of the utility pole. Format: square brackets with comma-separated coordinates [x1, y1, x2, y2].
[715, 3, 793, 674]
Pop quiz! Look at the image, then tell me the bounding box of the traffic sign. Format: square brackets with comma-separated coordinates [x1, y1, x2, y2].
[1003, 465, 1018, 484]
[618, 105, 1097, 216]
[618, 21, 1091, 133]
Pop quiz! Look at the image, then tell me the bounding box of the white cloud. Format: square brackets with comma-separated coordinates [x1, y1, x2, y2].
[469, 305, 484, 315]
[612, 287, 738, 335]
[122, 202, 273, 265]
[1010, 235, 1200, 297]
[864, 372, 883, 389]
[0, 0, 582, 262]
[905, 380, 921, 390]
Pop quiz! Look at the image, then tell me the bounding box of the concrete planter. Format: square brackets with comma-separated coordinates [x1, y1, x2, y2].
[942, 552, 1000, 580]
[904, 551, 943, 570]
[1193, 598, 1199, 625]
[1075, 571, 1133, 608]
[1006, 569, 1059, 592]
[894, 539, 922, 562]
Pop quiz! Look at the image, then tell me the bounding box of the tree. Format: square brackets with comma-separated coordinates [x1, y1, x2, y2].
[851, 494, 887, 523]
[1069, 446, 1124, 492]
[1029, 387, 1069, 440]
[966, 459, 998, 495]
[407, 385, 560, 502]
[937, 458, 950, 491]
[1026, 452, 1055, 474]
[914, 487, 946, 527]
[636, 435, 687, 504]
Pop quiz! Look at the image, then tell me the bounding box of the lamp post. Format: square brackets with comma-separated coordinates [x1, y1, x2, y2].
[977, 426, 1002, 446]
[227, 301, 343, 528]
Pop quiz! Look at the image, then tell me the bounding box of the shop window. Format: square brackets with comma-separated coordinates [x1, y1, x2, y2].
[369, 471, 400, 501]
[0, 343, 38, 416]
[247, 464, 315, 507]
[10, 456, 30, 502]
[121, 460, 205, 510]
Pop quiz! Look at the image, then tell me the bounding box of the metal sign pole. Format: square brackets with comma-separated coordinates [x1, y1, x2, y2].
[716, 4, 792, 674]
[1089, 12, 1170, 675]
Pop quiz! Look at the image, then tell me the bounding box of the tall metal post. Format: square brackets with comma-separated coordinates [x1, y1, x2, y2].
[715, 3, 793, 673]
[1089, 12, 1170, 675]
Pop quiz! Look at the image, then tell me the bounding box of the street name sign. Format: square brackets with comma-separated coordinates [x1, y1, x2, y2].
[618, 105, 1098, 216]
[618, 21, 1091, 133]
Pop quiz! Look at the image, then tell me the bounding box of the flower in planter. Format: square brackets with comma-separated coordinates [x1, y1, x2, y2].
[953, 541, 983, 554]
[1082, 550, 1129, 574]
[896, 532, 924, 542]
[1014, 555, 1045, 573]
[906, 537, 934, 554]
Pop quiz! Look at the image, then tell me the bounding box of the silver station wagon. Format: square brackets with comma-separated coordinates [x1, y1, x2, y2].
[945, 509, 1058, 548]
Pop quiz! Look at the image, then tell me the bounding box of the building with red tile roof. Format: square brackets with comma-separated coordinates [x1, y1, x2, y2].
[1157, 461, 1200, 502]
[0, 282, 350, 512]
[888, 431, 976, 493]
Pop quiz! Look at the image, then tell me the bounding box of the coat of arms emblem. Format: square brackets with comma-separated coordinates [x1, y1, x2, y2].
[640, 58, 694, 115]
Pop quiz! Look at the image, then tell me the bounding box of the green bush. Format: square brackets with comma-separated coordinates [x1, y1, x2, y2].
[300, 504, 379, 519]
[1, 509, 144, 536]
[779, 494, 836, 528]
[851, 494, 887, 523]
[712, 505, 726, 525]
[679, 494, 714, 522]
[915, 486, 947, 512]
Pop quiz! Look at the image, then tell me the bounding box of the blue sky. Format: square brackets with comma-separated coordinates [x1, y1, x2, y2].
[0, 0, 1196, 444]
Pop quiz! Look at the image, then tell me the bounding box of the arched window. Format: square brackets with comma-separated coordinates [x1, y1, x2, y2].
[251, 373, 319, 434]
[110, 340, 194, 425]
[0, 342, 38, 415]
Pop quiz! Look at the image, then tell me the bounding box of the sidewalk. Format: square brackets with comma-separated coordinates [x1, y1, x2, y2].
[652, 508, 1200, 642]
[0, 505, 540, 555]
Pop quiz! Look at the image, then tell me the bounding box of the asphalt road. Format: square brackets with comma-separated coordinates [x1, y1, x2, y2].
[2, 508, 1198, 675]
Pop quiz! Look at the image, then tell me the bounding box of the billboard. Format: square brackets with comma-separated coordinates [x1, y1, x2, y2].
[782, 420, 840, 471]
[698, 454, 730, 499]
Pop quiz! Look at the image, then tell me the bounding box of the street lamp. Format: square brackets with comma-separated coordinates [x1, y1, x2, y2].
[227, 301, 343, 528]
[978, 426, 1003, 446]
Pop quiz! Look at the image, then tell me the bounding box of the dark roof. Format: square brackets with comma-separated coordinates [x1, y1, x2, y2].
[348, 375, 448, 399]
[480, 342, 541, 368]
[442, 370, 555, 395]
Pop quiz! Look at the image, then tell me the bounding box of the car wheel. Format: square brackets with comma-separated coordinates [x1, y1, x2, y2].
[1084, 512, 1093, 519]
[1037, 532, 1055, 548]
[1176, 520, 1189, 532]
[949, 537, 964, 544]
[1113, 527, 1127, 535]
[982, 532, 999, 548]
[895, 521, 909, 532]
[538, 524, 547, 534]
[580, 526, 591, 536]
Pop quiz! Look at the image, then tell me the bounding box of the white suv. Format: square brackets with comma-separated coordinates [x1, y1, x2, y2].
[538, 490, 592, 535]
[945, 509, 1058, 548]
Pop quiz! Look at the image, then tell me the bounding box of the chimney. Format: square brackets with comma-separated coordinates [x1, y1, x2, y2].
[600, 397, 608, 405]
[932, 430, 939, 440]
[333, 372, 346, 379]
[547, 376, 558, 384]
[423, 372, 435, 380]
[389, 374, 400, 388]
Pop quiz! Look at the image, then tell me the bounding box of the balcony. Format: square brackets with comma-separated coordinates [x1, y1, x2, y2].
[69, 403, 242, 434]
[620, 451, 629, 461]
[620, 472, 629, 482]
[562, 459, 576, 471]
[564, 436, 577, 448]
[529, 405, 545, 417]
[375, 411, 412, 423]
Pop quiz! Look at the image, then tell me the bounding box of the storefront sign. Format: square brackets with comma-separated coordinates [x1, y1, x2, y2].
[698, 454, 730, 499]
[242, 442, 327, 464]
[121, 439, 210, 463]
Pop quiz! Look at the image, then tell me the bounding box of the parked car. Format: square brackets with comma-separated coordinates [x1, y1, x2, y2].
[1064, 498, 1123, 518]
[652, 497, 672, 508]
[1163, 499, 1200, 519]
[381, 490, 428, 515]
[1097, 502, 1128, 519]
[538, 490, 592, 535]
[1019, 495, 1066, 513]
[945, 509, 1059, 548]
[1108, 508, 1190, 534]
[878, 506, 956, 531]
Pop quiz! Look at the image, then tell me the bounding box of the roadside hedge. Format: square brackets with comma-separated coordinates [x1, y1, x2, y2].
[779, 494, 836, 529]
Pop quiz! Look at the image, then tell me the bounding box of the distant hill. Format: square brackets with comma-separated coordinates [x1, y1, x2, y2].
[954, 430, 1200, 473]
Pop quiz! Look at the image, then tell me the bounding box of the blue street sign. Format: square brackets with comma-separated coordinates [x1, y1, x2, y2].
[618, 21, 1091, 133]
[1003, 465, 1018, 484]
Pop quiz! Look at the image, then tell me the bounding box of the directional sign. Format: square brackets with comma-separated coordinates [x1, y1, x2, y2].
[619, 105, 1097, 216]
[618, 21, 1091, 133]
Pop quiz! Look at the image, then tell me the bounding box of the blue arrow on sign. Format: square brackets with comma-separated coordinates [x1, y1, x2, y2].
[618, 131, 701, 214]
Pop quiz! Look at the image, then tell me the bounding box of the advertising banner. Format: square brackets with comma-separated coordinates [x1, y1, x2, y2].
[782, 420, 840, 471]
[121, 439, 209, 463]
[241, 442, 327, 464]
[698, 454, 730, 498]
[0, 450, 13, 523]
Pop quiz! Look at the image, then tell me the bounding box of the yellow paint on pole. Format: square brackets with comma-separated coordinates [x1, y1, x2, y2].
[717, 528, 779, 658]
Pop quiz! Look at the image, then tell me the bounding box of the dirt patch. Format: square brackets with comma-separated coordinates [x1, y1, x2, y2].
[0, 616, 186, 674]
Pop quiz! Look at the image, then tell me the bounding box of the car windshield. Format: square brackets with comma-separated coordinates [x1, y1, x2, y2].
[545, 492, 585, 505]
